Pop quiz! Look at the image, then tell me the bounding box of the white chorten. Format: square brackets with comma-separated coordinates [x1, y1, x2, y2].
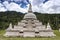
[4, 4, 56, 37]
[9, 23, 12, 29]
[59, 28, 60, 32]
[47, 22, 52, 30]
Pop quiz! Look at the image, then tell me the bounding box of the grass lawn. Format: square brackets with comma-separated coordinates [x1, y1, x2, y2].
[0, 30, 60, 40]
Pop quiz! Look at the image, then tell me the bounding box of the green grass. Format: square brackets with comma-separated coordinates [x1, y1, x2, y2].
[0, 30, 60, 40]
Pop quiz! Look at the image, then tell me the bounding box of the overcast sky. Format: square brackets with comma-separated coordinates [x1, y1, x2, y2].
[0, 0, 60, 14]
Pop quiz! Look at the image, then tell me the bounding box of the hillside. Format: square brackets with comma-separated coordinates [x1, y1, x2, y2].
[0, 11, 60, 30]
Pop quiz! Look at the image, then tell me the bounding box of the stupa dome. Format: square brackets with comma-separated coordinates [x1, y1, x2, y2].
[23, 4, 37, 19]
[23, 13, 37, 19]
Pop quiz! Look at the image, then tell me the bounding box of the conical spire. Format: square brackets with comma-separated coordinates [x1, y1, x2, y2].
[28, 3, 32, 13]
[47, 22, 52, 30]
[9, 23, 12, 29]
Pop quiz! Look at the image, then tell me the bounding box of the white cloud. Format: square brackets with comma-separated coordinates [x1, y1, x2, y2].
[32, 0, 45, 6]
[0, 0, 60, 14]
[2, 1, 28, 13]
[0, 3, 7, 12]
[31, 0, 60, 13]
[8, 2, 28, 13]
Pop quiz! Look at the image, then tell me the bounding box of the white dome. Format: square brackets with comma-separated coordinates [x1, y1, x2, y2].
[23, 13, 37, 19]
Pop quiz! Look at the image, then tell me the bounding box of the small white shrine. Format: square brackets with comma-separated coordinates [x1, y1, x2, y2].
[4, 4, 56, 37]
[59, 28, 60, 32]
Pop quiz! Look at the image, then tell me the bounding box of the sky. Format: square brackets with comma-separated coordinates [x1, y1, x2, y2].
[0, 0, 60, 14]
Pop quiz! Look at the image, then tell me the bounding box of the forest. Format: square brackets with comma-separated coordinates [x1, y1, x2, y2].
[0, 11, 60, 30]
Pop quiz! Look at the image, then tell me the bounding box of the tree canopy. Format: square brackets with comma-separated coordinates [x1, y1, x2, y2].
[0, 11, 60, 30]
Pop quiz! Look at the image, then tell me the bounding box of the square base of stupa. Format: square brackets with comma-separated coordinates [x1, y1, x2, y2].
[4, 4, 56, 37]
